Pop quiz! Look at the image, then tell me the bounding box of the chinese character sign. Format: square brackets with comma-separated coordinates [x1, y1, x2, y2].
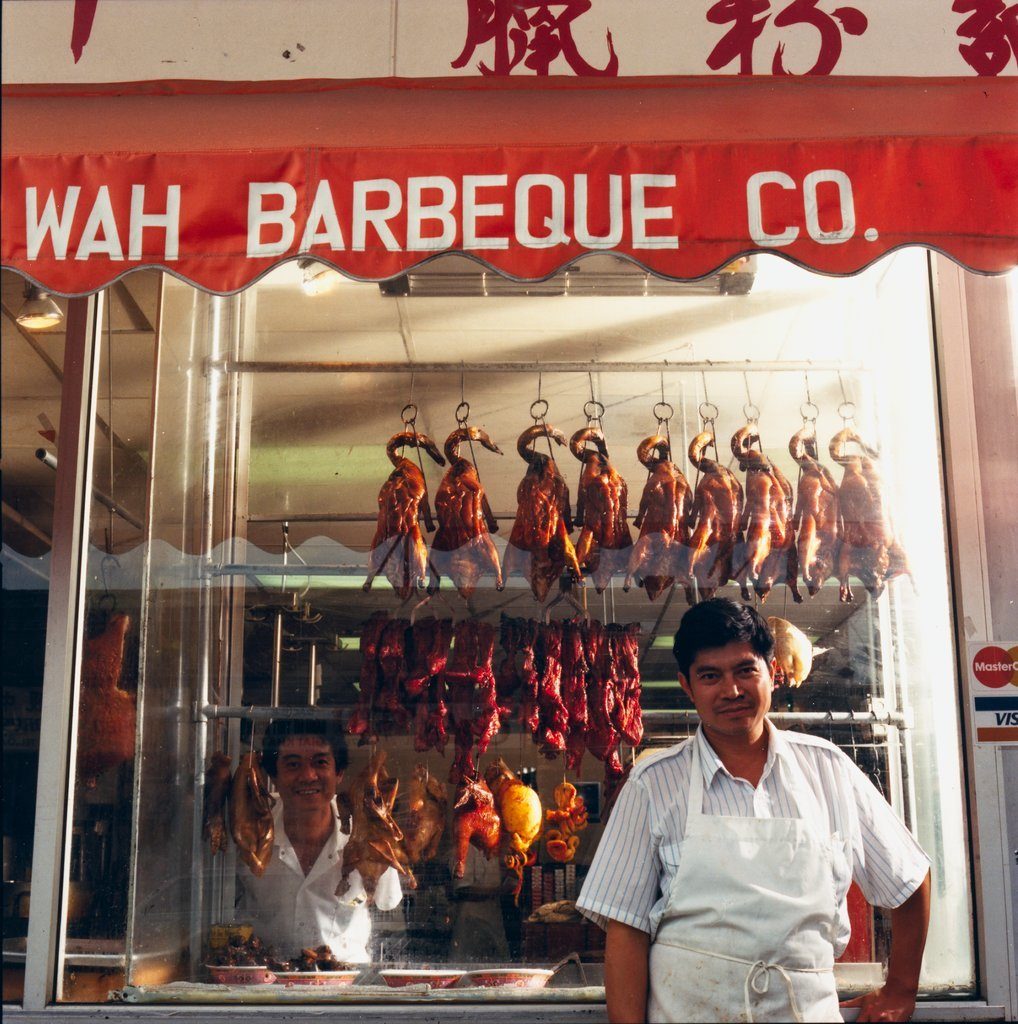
[953, 0, 1018, 75]
[707, 0, 868, 75]
[452, 0, 619, 75]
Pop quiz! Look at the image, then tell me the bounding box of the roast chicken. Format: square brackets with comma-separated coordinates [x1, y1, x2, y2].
[452, 775, 502, 877]
[402, 764, 448, 865]
[789, 428, 840, 596]
[570, 426, 633, 593]
[229, 751, 276, 877]
[364, 431, 445, 600]
[77, 612, 137, 789]
[767, 616, 814, 688]
[624, 435, 695, 602]
[830, 428, 911, 601]
[430, 426, 504, 596]
[485, 758, 543, 902]
[544, 781, 589, 863]
[337, 750, 416, 897]
[504, 423, 582, 601]
[202, 751, 233, 855]
[687, 431, 744, 598]
[731, 426, 802, 603]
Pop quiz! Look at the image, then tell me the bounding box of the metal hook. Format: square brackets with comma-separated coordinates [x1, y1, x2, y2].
[401, 403, 418, 427]
[455, 400, 471, 426]
[530, 398, 549, 422]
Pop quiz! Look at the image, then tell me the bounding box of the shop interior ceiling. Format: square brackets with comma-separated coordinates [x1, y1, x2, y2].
[3, 255, 879, 676]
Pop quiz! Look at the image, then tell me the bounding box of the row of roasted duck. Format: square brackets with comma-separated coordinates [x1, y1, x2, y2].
[347, 612, 642, 786]
[364, 421, 910, 605]
[204, 748, 581, 902]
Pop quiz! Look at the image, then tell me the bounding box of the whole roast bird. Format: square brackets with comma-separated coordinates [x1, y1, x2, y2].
[429, 426, 504, 596]
[77, 612, 136, 789]
[337, 750, 416, 897]
[229, 751, 276, 877]
[730, 426, 802, 603]
[789, 427, 840, 596]
[570, 426, 632, 593]
[364, 431, 445, 600]
[830, 427, 911, 601]
[686, 431, 744, 598]
[401, 764, 448, 866]
[503, 423, 582, 602]
[624, 435, 695, 602]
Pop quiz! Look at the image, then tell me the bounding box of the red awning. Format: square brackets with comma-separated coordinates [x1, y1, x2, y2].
[2, 76, 1017, 295]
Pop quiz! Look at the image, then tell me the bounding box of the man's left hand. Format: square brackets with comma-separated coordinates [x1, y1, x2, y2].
[840, 982, 917, 1023]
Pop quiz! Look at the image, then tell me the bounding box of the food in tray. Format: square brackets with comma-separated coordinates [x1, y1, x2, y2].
[337, 750, 417, 898]
[686, 430, 744, 599]
[730, 425, 802, 604]
[430, 426, 504, 597]
[228, 750, 275, 877]
[570, 426, 632, 593]
[77, 612, 136, 789]
[460, 968, 554, 989]
[789, 427, 840, 597]
[624, 434, 695, 602]
[267, 944, 353, 973]
[378, 968, 465, 989]
[768, 616, 815, 688]
[527, 899, 584, 923]
[503, 423, 582, 602]
[363, 430, 445, 600]
[829, 427, 912, 602]
[205, 964, 277, 985]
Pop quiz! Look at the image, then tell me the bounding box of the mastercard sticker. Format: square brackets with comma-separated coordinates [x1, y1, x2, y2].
[968, 642, 1018, 743]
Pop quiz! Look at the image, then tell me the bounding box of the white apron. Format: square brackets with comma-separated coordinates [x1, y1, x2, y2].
[647, 737, 843, 1023]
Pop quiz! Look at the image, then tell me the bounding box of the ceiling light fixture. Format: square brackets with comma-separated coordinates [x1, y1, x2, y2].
[298, 258, 342, 297]
[16, 285, 64, 331]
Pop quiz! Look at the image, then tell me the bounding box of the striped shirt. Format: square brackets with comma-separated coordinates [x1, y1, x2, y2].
[576, 722, 929, 955]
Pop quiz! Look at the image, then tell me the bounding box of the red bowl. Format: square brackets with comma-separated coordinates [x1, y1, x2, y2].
[379, 969, 465, 989]
[273, 970, 360, 987]
[205, 964, 276, 985]
[460, 968, 554, 989]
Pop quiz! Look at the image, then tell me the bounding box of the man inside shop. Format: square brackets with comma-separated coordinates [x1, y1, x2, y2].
[577, 599, 931, 1024]
[236, 719, 402, 962]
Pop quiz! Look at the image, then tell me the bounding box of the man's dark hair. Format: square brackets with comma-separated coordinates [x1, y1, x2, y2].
[672, 598, 774, 680]
[260, 718, 349, 778]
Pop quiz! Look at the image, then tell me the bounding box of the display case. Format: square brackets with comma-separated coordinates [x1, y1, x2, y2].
[9, 249, 975, 1004]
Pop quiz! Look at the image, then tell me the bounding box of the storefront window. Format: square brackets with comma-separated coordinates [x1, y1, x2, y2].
[2, 270, 66, 1000]
[45, 250, 974, 1002]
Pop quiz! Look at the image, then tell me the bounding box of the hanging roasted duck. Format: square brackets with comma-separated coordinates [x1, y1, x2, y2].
[337, 750, 416, 897]
[789, 427, 840, 596]
[402, 764, 448, 866]
[731, 426, 802, 603]
[830, 427, 912, 601]
[430, 426, 504, 597]
[202, 751, 233, 856]
[77, 612, 136, 789]
[364, 431, 445, 600]
[570, 426, 633, 593]
[229, 751, 276, 877]
[767, 616, 815, 688]
[452, 775, 502, 877]
[686, 431, 744, 598]
[503, 423, 582, 602]
[624, 435, 695, 602]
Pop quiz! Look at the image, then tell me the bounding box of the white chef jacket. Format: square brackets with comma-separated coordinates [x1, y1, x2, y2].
[236, 797, 402, 962]
[577, 722, 930, 956]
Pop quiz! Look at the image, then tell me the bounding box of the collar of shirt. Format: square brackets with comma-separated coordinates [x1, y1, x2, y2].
[271, 796, 349, 881]
[694, 718, 785, 791]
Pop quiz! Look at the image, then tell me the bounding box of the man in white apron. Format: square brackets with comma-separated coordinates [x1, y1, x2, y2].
[577, 599, 931, 1023]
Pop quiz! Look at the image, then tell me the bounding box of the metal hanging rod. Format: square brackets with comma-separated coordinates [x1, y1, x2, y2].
[643, 708, 908, 728]
[198, 704, 343, 722]
[213, 359, 865, 376]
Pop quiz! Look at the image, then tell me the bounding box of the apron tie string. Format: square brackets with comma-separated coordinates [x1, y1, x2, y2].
[745, 960, 805, 1024]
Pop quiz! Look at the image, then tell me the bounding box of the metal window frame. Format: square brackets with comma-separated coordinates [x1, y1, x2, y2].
[22, 291, 104, 1010]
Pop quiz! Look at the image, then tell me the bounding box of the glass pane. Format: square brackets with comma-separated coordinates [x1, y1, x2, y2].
[1, 270, 67, 1001]
[60, 251, 974, 1002]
